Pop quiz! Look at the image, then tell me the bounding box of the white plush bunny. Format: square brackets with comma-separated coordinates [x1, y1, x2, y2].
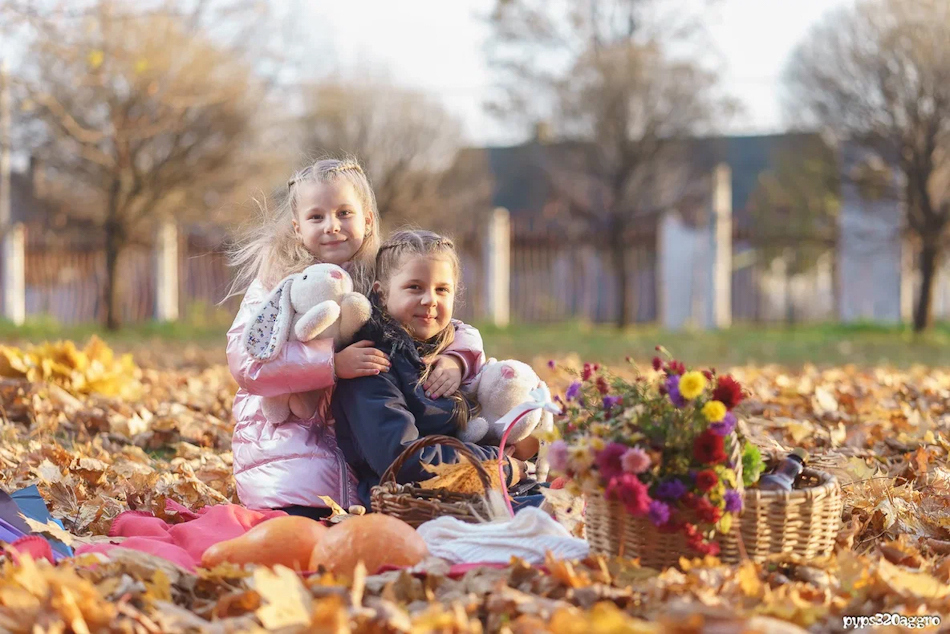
[459, 358, 555, 446]
[244, 263, 371, 424]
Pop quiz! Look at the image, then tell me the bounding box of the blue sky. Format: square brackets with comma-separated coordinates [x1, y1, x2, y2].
[303, 0, 856, 146]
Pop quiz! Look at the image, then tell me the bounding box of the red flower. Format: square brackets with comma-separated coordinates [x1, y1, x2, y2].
[652, 356, 662, 371]
[694, 497, 722, 524]
[681, 522, 699, 539]
[582, 363, 593, 381]
[689, 537, 720, 557]
[713, 375, 745, 410]
[702, 370, 713, 380]
[695, 470, 718, 492]
[693, 430, 728, 464]
[606, 474, 652, 516]
[596, 376, 609, 395]
[681, 492, 698, 509]
[667, 361, 685, 375]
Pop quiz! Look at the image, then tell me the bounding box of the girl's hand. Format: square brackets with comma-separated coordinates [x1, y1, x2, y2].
[334, 341, 391, 379]
[505, 435, 540, 461]
[424, 355, 463, 399]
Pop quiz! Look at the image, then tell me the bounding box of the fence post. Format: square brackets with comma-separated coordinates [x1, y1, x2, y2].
[709, 162, 732, 329]
[2, 224, 24, 325]
[0, 62, 24, 326]
[483, 207, 510, 327]
[154, 219, 179, 322]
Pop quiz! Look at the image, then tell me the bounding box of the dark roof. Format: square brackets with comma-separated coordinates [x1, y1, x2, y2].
[466, 132, 828, 233]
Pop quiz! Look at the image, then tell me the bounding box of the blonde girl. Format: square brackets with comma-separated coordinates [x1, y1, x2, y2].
[225, 162, 485, 518]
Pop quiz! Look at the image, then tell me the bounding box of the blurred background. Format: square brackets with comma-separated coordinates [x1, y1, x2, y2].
[1, 0, 949, 368]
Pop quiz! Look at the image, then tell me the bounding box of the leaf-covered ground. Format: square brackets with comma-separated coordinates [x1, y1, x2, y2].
[0, 340, 947, 632]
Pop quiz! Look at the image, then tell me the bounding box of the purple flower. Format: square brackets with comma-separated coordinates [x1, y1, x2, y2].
[648, 500, 671, 526]
[709, 412, 737, 437]
[547, 360, 556, 369]
[621, 447, 651, 474]
[602, 395, 622, 412]
[548, 440, 568, 473]
[596, 442, 628, 482]
[565, 381, 582, 401]
[656, 479, 688, 501]
[666, 375, 685, 408]
[724, 489, 743, 513]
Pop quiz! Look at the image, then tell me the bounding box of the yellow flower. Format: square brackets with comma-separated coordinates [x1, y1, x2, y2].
[589, 437, 606, 452]
[679, 371, 707, 400]
[702, 400, 727, 423]
[569, 445, 594, 472]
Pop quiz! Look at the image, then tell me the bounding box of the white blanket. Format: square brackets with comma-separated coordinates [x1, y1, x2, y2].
[416, 507, 589, 565]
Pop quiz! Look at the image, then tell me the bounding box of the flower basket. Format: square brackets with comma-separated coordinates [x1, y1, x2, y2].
[737, 466, 842, 562]
[370, 435, 495, 528]
[545, 354, 753, 563]
[584, 431, 745, 568]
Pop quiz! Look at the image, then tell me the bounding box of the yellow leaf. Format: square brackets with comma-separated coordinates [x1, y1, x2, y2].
[253, 565, 312, 629]
[736, 561, 763, 598]
[876, 558, 950, 600]
[418, 459, 502, 494]
[316, 496, 346, 518]
[145, 569, 171, 602]
[21, 516, 74, 546]
[717, 512, 733, 535]
[87, 50, 104, 69]
[787, 422, 813, 445]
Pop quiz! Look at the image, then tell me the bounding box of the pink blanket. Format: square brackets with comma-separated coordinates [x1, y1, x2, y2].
[74, 500, 287, 571]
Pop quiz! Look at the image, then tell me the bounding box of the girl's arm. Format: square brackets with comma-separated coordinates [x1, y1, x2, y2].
[445, 320, 486, 384]
[333, 372, 517, 485]
[226, 282, 336, 397]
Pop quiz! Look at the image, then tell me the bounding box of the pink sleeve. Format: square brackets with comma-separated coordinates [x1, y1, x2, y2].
[445, 319, 486, 383]
[226, 281, 336, 397]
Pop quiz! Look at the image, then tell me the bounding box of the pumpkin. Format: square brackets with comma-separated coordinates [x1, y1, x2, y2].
[309, 513, 428, 576]
[200, 516, 329, 569]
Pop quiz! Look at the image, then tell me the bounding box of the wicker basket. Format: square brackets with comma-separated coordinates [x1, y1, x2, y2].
[737, 467, 842, 562]
[370, 435, 496, 528]
[585, 493, 743, 567]
[584, 431, 744, 568]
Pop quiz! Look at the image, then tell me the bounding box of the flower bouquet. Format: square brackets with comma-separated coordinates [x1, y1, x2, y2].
[543, 349, 763, 567]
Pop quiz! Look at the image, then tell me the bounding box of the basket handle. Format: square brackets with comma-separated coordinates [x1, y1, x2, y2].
[379, 434, 496, 497]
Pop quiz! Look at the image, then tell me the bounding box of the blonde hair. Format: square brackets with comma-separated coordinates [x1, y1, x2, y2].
[375, 229, 476, 426]
[226, 157, 381, 296]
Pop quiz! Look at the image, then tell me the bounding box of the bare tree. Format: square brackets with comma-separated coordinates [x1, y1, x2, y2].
[299, 79, 467, 230]
[487, 0, 732, 328]
[7, 0, 275, 329]
[785, 0, 950, 332]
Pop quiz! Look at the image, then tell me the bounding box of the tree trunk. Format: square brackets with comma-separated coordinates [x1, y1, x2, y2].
[103, 179, 123, 330]
[610, 233, 629, 329]
[914, 240, 939, 333]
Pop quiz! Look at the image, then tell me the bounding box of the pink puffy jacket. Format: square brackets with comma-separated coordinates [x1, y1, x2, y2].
[227, 280, 486, 511]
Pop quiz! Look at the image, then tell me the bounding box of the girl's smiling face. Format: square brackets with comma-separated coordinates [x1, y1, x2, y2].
[377, 254, 456, 340]
[293, 180, 371, 265]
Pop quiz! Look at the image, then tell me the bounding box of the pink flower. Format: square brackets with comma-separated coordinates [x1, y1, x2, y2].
[596, 442, 628, 482]
[547, 440, 568, 473]
[621, 447, 651, 474]
[606, 473, 652, 516]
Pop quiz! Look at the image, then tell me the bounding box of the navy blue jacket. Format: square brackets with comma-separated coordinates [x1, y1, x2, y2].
[331, 302, 504, 507]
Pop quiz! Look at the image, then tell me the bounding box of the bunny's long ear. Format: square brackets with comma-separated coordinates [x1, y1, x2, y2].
[244, 276, 295, 361]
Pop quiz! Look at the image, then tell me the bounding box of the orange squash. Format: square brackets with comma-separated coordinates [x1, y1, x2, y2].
[309, 514, 428, 576]
[201, 516, 329, 569]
